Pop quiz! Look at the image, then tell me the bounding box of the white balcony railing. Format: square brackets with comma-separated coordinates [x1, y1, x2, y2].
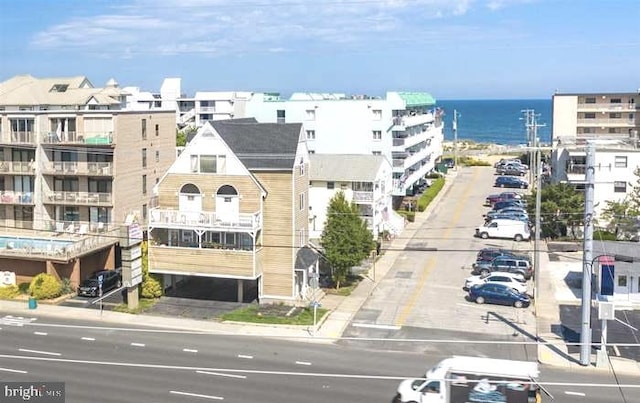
[578, 103, 637, 112]
[353, 191, 374, 203]
[149, 208, 262, 232]
[0, 161, 35, 174]
[42, 161, 113, 175]
[45, 191, 112, 205]
[0, 191, 34, 204]
[42, 131, 114, 145]
[577, 118, 636, 126]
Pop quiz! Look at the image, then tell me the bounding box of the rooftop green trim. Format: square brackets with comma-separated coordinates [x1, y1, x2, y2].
[397, 92, 436, 107]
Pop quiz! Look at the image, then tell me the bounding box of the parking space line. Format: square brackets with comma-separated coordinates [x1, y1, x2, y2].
[295, 361, 312, 366]
[81, 337, 95, 341]
[130, 342, 145, 347]
[169, 390, 223, 400]
[183, 348, 198, 353]
[238, 354, 253, 359]
[18, 348, 61, 356]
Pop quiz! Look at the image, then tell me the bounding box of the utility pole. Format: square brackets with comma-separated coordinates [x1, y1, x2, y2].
[521, 109, 534, 184]
[580, 141, 596, 366]
[453, 110, 460, 168]
[532, 116, 545, 307]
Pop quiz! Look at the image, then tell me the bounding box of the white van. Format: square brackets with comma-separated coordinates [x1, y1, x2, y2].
[475, 219, 530, 242]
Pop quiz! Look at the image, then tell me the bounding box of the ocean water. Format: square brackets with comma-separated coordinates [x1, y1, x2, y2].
[436, 99, 552, 145]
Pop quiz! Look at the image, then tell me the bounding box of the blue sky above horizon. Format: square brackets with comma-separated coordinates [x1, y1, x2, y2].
[0, 0, 638, 99]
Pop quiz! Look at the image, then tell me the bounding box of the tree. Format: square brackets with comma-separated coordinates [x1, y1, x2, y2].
[140, 241, 162, 298]
[525, 183, 584, 239]
[320, 192, 375, 289]
[600, 167, 640, 240]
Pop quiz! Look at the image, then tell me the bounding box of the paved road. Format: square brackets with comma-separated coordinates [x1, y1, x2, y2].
[343, 166, 535, 342]
[0, 314, 637, 403]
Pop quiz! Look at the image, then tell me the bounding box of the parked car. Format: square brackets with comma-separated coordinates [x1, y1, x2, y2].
[486, 206, 528, 219]
[475, 218, 531, 242]
[484, 191, 522, 206]
[492, 199, 526, 211]
[442, 158, 455, 168]
[463, 272, 528, 294]
[494, 158, 522, 168]
[496, 165, 527, 176]
[468, 283, 531, 308]
[472, 255, 533, 279]
[476, 247, 531, 262]
[77, 269, 122, 297]
[495, 176, 528, 189]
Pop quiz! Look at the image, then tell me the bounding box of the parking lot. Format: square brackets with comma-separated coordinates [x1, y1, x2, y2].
[344, 165, 536, 339]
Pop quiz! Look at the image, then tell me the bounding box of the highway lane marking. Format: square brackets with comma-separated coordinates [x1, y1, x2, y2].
[0, 315, 37, 327]
[169, 390, 223, 400]
[0, 367, 28, 374]
[396, 168, 480, 327]
[130, 342, 146, 347]
[352, 323, 401, 330]
[183, 348, 198, 353]
[196, 370, 247, 379]
[564, 391, 586, 397]
[33, 331, 48, 336]
[81, 337, 95, 341]
[237, 354, 253, 359]
[3, 353, 640, 388]
[18, 348, 61, 356]
[295, 361, 312, 366]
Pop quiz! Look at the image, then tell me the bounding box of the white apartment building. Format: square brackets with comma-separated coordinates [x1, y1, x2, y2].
[551, 91, 640, 217]
[308, 154, 403, 239]
[245, 92, 444, 200]
[158, 78, 253, 129]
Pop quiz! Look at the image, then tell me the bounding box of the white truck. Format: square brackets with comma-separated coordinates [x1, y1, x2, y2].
[394, 356, 542, 403]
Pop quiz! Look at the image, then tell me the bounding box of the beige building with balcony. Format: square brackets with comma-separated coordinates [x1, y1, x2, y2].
[0, 75, 176, 287]
[148, 118, 313, 303]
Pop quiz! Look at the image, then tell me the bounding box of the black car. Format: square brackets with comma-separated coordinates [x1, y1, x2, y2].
[494, 176, 528, 189]
[492, 200, 526, 211]
[442, 158, 455, 168]
[77, 270, 122, 297]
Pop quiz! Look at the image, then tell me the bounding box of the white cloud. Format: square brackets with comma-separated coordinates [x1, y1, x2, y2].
[29, 0, 525, 56]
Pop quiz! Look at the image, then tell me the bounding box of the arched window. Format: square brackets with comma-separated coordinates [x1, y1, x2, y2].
[217, 185, 238, 196]
[180, 183, 200, 194]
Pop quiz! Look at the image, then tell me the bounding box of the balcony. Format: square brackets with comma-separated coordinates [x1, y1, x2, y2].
[577, 118, 636, 127]
[353, 191, 374, 203]
[44, 191, 112, 206]
[0, 161, 35, 174]
[42, 131, 114, 145]
[0, 191, 34, 205]
[392, 112, 435, 130]
[0, 131, 36, 145]
[149, 208, 262, 232]
[578, 103, 637, 112]
[149, 245, 263, 278]
[41, 161, 113, 176]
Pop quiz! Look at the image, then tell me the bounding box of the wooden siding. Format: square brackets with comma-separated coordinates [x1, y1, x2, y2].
[156, 174, 262, 212]
[294, 162, 310, 247]
[149, 246, 262, 278]
[253, 171, 295, 298]
[112, 112, 176, 224]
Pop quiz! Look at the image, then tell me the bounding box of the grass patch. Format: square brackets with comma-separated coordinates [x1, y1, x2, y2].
[458, 156, 492, 166]
[112, 298, 159, 314]
[323, 274, 363, 296]
[221, 304, 328, 325]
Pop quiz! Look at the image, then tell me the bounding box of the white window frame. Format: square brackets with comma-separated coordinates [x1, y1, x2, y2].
[614, 156, 627, 168]
[372, 130, 382, 141]
[299, 192, 305, 211]
[372, 109, 382, 120]
[305, 109, 316, 121]
[614, 181, 627, 193]
[306, 130, 316, 140]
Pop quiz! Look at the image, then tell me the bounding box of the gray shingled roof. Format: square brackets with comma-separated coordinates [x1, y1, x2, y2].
[211, 119, 302, 170]
[309, 154, 387, 182]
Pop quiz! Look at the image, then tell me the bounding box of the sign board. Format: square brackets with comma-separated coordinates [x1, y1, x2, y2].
[123, 258, 143, 288]
[128, 223, 143, 245]
[122, 245, 142, 261]
[1, 271, 16, 287]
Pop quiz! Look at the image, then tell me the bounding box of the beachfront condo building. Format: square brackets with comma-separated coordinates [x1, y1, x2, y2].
[0, 74, 176, 287]
[245, 92, 445, 203]
[551, 91, 640, 218]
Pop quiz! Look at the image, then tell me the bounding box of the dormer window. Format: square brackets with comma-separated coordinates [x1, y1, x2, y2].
[50, 84, 69, 93]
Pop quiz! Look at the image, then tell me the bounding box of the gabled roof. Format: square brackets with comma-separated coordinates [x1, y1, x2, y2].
[309, 154, 388, 182]
[211, 119, 303, 170]
[0, 74, 124, 106]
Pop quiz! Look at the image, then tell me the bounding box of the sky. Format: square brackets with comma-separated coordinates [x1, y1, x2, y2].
[0, 0, 638, 99]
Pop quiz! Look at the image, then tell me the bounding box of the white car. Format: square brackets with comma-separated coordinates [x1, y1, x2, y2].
[463, 272, 528, 295]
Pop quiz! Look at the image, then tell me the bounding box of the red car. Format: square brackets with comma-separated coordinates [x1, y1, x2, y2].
[484, 191, 522, 206]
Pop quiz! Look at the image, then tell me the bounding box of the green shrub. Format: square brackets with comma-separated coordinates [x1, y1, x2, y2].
[593, 230, 617, 241]
[141, 274, 163, 299]
[0, 285, 19, 299]
[459, 156, 491, 166]
[60, 278, 74, 295]
[397, 210, 415, 222]
[426, 172, 443, 179]
[28, 273, 62, 300]
[417, 177, 445, 211]
[17, 282, 30, 294]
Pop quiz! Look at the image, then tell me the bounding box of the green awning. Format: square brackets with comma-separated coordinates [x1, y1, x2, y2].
[397, 92, 436, 107]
